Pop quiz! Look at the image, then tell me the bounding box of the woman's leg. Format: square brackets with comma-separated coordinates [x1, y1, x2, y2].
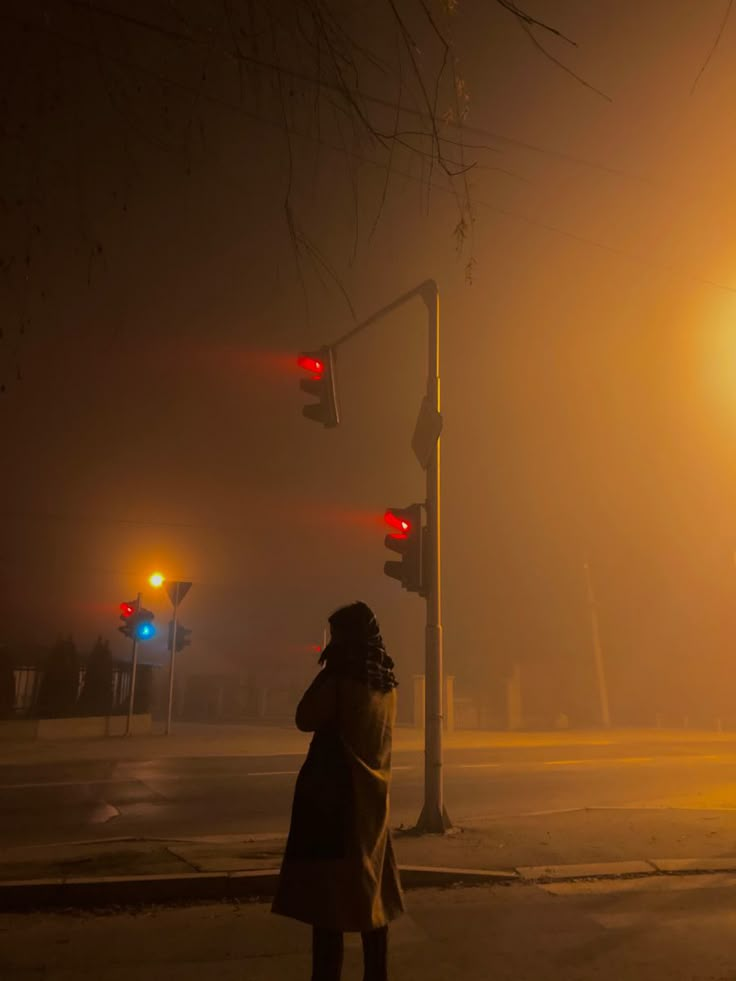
[361, 925, 389, 981]
[312, 927, 344, 981]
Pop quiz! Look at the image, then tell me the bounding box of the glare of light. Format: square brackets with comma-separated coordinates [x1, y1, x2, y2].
[149, 572, 165, 588]
[384, 510, 410, 540]
[137, 622, 155, 640]
[297, 355, 324, 379]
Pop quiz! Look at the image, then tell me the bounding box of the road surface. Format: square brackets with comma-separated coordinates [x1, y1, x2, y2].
[2, 735, 736, 847]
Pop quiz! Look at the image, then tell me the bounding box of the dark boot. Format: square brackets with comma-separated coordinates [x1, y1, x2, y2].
[361, 925, 388, 981]
[312, 927, 344, 981]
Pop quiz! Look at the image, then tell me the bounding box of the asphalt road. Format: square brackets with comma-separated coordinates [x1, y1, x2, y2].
[3, 738, 736, 847]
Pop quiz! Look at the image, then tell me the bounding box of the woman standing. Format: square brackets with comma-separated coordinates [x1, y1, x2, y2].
[272, 601, 405, 981]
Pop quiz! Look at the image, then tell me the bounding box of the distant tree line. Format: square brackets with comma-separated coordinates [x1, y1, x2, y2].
[0, 638, 153, 720]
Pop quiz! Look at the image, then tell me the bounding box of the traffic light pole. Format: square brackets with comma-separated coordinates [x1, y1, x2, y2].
[417, 284, 451, 832]
[165, 582, 180, 736]
[126, 591, 141, 737]
[332, 279, 450, 833]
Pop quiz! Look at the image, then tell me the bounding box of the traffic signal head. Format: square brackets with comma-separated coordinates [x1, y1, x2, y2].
[384, 504, 424, 594]
[168, 620, 192, 653]
[135, 618, 156, 641]
[297, 346, 339, 428]
[297, 354, 324, 376]
[119, 602, 155, 642]
[385, 511, 412, 538]
[118, 599, 139, 638]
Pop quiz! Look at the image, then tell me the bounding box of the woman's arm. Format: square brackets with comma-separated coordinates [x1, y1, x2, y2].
[295, 671, 338, 732]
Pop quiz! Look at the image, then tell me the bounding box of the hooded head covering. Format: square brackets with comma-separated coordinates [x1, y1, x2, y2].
[318, 601, 398, 693]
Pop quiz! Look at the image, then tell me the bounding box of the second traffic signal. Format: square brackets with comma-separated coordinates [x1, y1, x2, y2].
[297, 346, 340, 428]
[384, 504, 424, 595]
[119, 599, 138, 638]
[134, 614, 156, 641]
[119, 601, 156, 641]
[168, 621, 192, 654]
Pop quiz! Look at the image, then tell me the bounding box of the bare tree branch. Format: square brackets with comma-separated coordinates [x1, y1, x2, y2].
[692, 0, 734, 93]
[2, 0, 609, 393]
[517, 20, 612, 102]
[494, 0, 577, 46]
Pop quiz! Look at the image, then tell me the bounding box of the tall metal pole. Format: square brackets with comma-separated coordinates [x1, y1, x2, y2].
[417, 283, 450, 832]
[584, 558, 611, 728]
[331, 279, 450, 833]
[165, 582, 180, 735]
[126, 591, 141, 737]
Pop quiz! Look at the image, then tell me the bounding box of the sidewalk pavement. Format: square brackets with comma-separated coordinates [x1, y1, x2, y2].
[1, 723, 734, 765]
[4, 875, 736, 979]
[3, 806, 736, 910]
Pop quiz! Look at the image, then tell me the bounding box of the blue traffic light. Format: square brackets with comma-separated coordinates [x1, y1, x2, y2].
[118, 602, 155, 642]
[135, 621, 156, 641]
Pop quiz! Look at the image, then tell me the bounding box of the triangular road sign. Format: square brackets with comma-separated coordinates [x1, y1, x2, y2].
[165, 581, 192, 607]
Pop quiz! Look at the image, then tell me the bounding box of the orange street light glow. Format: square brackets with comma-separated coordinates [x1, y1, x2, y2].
[149, 572, 165, 588]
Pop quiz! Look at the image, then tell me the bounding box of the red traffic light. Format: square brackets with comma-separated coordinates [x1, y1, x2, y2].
[385, 510, 411, 539]
[384, 504, 423, 594]
[297, 354, 324, 379]
[297, 347, 339, 428]
[119, 602, 135, 618]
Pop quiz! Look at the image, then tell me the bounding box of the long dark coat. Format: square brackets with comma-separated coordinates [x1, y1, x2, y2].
[271, 671, 405, 932]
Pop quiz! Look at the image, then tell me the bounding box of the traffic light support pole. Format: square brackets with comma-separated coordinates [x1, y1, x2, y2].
[417, 284, 451, 832]
[332, 279, 450, 833]
[165, 582, 180, 736]
[125, 591, 141, 737]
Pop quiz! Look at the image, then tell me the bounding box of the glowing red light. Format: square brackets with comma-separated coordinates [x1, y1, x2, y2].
[385, 511, 410, 539]
[119, 602, 135, 618]
[297, 355, 323, 378]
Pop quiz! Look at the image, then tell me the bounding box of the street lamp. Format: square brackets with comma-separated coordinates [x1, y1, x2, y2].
[149, 572, 165, 588]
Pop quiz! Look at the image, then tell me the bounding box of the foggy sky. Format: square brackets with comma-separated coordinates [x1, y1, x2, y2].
[3, 1, 736, 725]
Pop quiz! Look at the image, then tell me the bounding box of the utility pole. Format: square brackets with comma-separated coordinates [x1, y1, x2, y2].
[126, 591, 141, 737]
[325, 280, 450, 833]
[583, 558, 611, 728]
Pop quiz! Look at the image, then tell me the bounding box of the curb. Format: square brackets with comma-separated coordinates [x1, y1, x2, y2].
[0, 866, 517, 912]
[3, 857, 736, 912]
[0, 870, 279, 912]
[514, 856, 736, 884]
